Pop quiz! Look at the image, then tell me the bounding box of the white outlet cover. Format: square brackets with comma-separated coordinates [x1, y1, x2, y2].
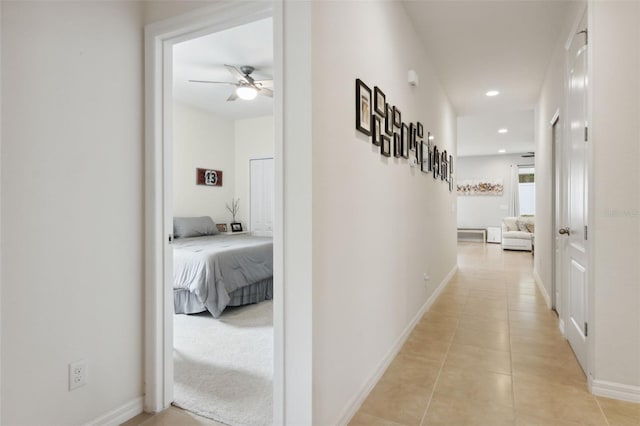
[69, 359, 88, 391]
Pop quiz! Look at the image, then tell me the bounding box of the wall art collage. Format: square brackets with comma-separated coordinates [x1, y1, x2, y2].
[356, 78, 454, 192]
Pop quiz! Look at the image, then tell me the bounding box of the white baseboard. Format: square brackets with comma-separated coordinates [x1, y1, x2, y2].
[335, 264, 458, 426]
[589, 377, 640, 403]
[85, 397, 144, 426]
[533, 269, 551, 309]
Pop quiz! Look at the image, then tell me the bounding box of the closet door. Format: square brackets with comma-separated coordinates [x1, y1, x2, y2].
[250, 158, 274, 237]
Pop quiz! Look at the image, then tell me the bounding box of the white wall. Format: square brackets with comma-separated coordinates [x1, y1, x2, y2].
[589, 0, 640, 391]
[1, 2, 145, 424]
[234, 115, 273, 227]
[456, 154, 532, 229]
[172, 102, 235, 222]
[0, 1, 238, 425]
[534, 17, 570, 304]
[311, 2, 457, 424]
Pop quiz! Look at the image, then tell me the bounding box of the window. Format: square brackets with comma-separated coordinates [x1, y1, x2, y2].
[518, 166, 535, 215]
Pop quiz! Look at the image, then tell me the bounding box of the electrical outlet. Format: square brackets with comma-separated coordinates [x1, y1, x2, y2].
[69, 359, 88, 391]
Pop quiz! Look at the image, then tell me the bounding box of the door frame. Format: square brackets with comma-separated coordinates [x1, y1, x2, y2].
[143, 3, 284, 423]
[550, 109, 561, 318]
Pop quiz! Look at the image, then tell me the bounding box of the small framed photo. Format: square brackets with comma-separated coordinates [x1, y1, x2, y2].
[393, 133, 401, 158]
[401, 123, 409, 152]
[409, 123, 415, 150]
[355, 79, 372, 135]
[231, 222, 243, 232]
[417, 122, 424, 138]
[393, 106, 401, 127]
[433, 146, 439, 179]
[384, 103, 393, 135]
[420, 141, 429, 173]
[374, 86, 386, 116]
[449, 176, 454, 192]
[449, 154, 454, 174]
[401, 131, 409, 159]
[381, 135, 391, 157]
[427, 141, 434, 171]
[216, 223, 228, 233]
[441, 152, 447, 181]
[372, 115, 382, 146]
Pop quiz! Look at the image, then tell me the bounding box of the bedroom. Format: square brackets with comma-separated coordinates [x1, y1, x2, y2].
[170, 17, 274, 426]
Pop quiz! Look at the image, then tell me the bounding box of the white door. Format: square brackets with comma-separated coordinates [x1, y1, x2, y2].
[561, 13, 589, 373]
[250, 158, 274, 237]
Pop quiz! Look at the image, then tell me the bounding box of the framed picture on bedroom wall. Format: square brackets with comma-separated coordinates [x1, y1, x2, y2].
[231, 222, 243, 232]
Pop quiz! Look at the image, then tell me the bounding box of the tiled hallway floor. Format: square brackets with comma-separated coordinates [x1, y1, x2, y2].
[350, 243, 640, 426]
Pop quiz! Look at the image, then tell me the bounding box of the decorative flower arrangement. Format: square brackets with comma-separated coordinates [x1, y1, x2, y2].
[226, 198, 240, 223]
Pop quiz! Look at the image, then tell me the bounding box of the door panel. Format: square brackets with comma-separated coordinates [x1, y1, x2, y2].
[562, 12, 589, 373]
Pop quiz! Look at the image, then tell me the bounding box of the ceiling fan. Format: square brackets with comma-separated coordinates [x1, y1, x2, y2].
[521, 152, 535, 158]
[189, 64, 273, 101]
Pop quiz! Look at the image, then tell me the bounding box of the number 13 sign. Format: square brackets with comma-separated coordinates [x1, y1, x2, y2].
[196, 168, 223, 187]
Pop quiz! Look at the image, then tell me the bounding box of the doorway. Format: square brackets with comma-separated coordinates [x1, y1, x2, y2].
[551, 112, 561, 315]
[144, 2, 284, 424]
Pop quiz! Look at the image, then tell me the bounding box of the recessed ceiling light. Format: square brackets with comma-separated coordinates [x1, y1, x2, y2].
[486, 90, 500, 97]
[498, 149, 506, 153]
[498, 128, 508, 134]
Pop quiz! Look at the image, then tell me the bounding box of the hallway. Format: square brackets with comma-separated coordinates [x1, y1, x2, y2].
[350, 243, 640, 426]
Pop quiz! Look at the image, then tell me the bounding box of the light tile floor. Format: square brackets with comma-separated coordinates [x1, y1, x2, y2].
[350, 242, 640, 426]
[124, 243, 639, 426]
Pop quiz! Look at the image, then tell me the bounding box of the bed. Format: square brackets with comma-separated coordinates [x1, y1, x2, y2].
[172, 217, 273, 318]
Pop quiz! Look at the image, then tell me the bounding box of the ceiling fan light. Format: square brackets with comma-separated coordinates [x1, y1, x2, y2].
[236, 86, 257, 100]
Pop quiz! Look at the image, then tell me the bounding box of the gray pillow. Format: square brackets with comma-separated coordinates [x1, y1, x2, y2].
[173, 216, 218, 238]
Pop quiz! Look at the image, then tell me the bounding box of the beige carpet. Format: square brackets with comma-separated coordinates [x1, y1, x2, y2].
[173, 301, 273, 426]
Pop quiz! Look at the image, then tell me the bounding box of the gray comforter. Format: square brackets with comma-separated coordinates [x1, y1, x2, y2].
[173, 234, 273, 317]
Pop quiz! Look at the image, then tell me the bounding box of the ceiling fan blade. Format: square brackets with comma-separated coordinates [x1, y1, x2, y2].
[227, 90, 238, 102]
[259, 87, 273, 98]
[254, 79, 274, 89]
[224, 64, 247, 82]
[188, 80, 235, 85]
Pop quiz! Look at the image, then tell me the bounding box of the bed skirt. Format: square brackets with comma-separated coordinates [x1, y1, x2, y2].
[174, 278, 273, 316]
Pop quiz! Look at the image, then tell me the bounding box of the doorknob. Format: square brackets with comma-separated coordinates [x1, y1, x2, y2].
[559, 227, 571, 235]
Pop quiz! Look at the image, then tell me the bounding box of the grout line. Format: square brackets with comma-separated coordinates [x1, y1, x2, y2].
[594, 396, 612, 426]
[417, 300, 462, 426]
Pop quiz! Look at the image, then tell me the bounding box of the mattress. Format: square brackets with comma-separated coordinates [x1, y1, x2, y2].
[172, 234, 273, 317]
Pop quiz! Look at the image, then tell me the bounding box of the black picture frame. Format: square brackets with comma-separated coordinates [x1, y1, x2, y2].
[401, 123, 409, 153]
[417, 122, 424, 138]
[441, 151, 448, 181]
[374, 86, 386, 116]
[384, 103, 393, 136]
[427, 140, 434, 172]
[409, 123, 415, 150]
[393, 106, 401, 127]
[372, 115, 382, 146]
[449, 154, 454, 174]
[401, 130, 409, 159]
[393, 133, 401, 158]
[381, 135, 391, 157]
[355, 79, 372, 136]
[231, 222, 243, 232]
[420, 141, 429, 173]
[433, 146, 439, 179]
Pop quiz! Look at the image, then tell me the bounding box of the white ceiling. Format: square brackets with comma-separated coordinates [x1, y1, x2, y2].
[173, 18, 273, 120]
[404, 1, 574, 156]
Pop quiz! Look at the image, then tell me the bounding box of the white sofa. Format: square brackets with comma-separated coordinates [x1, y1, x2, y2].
[501, 216, 534, 251]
